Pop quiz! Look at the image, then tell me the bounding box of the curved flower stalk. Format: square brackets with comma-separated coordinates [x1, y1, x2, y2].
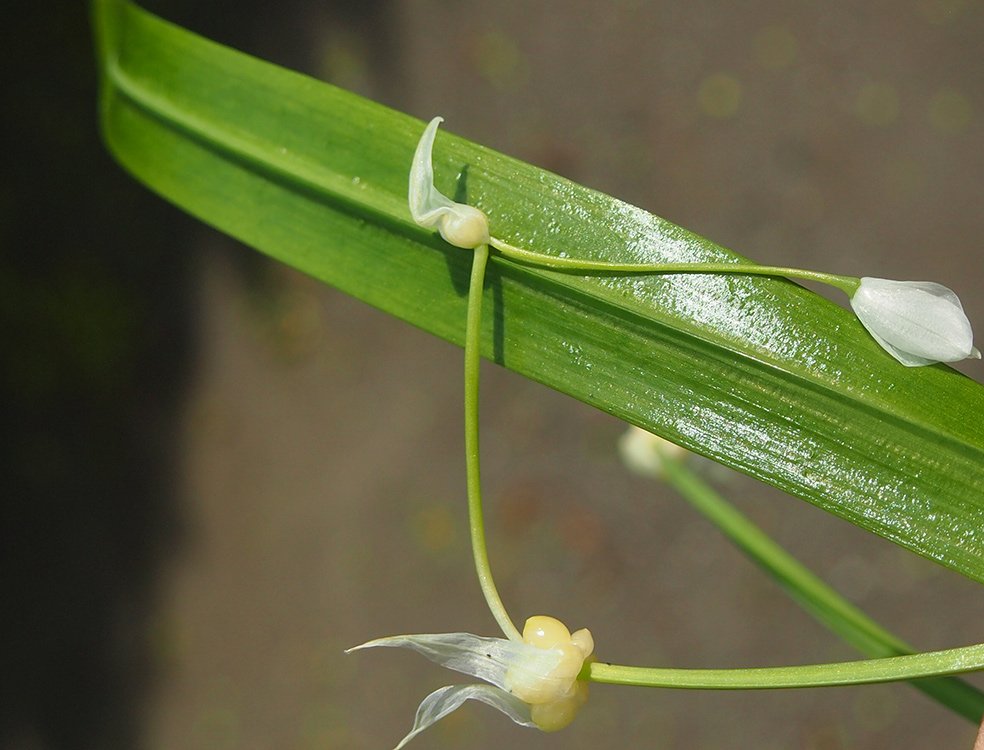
[409, 117, 978, 367]
[347, 616, 594, 748]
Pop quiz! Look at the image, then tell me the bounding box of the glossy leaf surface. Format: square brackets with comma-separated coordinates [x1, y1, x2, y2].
[94, 0, 984, 581]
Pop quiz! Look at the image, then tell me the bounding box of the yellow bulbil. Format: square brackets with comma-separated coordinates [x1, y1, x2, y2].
[504, 615, 594, 730]
[531, 681, 590, 732]
[523, 615, 573, 649]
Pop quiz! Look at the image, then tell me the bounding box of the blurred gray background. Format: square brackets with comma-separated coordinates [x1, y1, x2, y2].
[3, 1, 983, 749]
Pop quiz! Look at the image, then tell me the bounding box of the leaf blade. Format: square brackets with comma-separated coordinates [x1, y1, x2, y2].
[94, 0, 984, 581]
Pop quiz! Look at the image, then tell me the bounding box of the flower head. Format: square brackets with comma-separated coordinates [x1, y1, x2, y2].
[618, 425, 689, 479]
[408, 116, 490, 250]
[347, 615, 593, 748]
[849, 277, 980, 367]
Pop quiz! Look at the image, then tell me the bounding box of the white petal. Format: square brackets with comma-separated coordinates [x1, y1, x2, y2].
[409, 116, 456, 228]
[347, 632, 562, 691]
[859, 325, 937, 367]
[393, 684, 535, 750]
[850, 277, 977, 366]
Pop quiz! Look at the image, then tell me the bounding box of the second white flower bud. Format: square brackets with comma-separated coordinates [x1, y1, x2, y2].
[850, 277, 980, 367]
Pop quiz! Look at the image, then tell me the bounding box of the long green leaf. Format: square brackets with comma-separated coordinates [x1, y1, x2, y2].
[93, 0, 984, 582]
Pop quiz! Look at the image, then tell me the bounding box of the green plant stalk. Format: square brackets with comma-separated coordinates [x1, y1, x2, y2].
[489, 238, 861, 295]
[465, 243, 522, 643]
[653, 447, 984, 721]
[587, 643, 984, 689]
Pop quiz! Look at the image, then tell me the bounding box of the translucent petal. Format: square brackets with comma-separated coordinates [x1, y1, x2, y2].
[347, 632, 563, 692]
[850, 277, 977, 366]
[393, 684, 536, 750]
[408, 116, 456, 228]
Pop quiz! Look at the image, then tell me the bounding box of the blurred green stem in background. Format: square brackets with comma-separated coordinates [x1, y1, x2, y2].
[606, 433, 984, 721]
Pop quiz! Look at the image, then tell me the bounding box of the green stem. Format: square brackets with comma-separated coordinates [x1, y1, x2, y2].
[655, 445, 984, 722]
[489, 237, 860, 296]
[465, 243, 522, 642]
[587, 643, 984, 689]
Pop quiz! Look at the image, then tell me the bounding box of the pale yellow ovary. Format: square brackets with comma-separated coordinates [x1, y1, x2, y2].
[505, 615, 594, 731]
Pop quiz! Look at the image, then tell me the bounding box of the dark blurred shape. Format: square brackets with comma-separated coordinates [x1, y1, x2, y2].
[1, 1, 399, 747]
[0, 2, 199, 748]
[146, 0, 406, 104]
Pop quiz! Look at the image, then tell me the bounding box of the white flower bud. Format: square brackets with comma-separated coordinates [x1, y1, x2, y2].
[849, 277, 980, 367]
[618, 426, 688, 479]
